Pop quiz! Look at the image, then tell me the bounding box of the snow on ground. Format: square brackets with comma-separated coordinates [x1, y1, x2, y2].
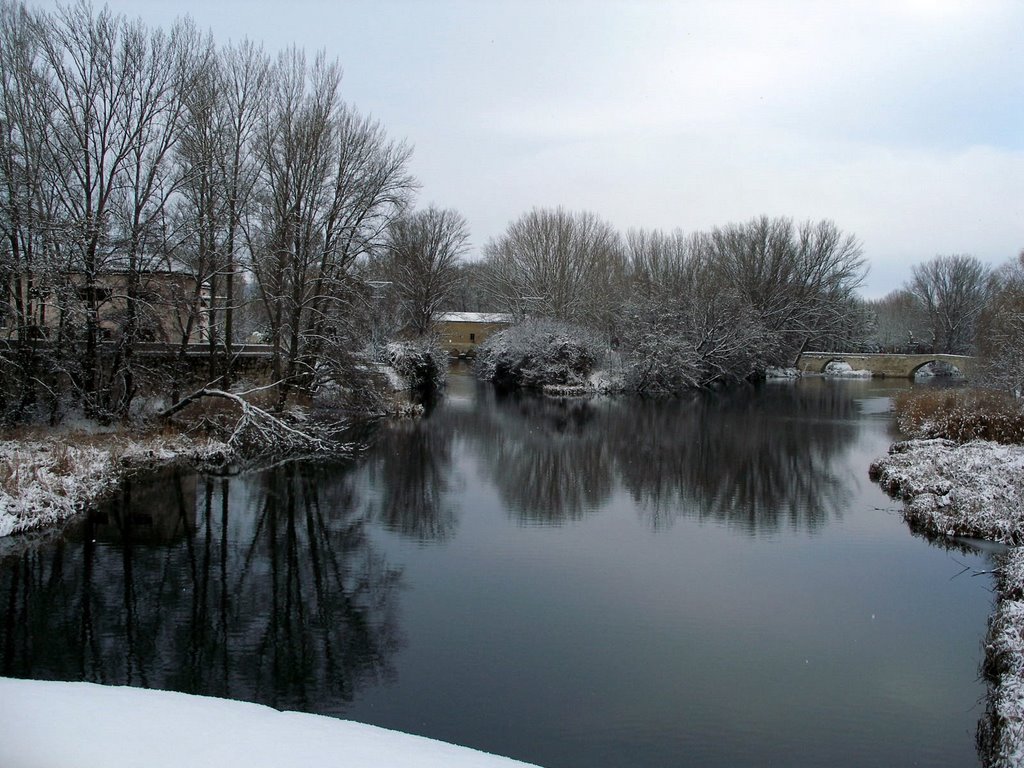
[871, 438, 1024, 766]
[870, 439, 1024, 545]
[0, 433, 232, 539]
[986, 548, 1024, 768]
[822, 361, 872, 378]
[764, 366, 801, 379]
[0, 678, 540, 768]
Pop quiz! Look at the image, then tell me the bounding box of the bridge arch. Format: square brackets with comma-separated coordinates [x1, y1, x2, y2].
[909, 359, 966, 379]
[817, 358, 854, 375]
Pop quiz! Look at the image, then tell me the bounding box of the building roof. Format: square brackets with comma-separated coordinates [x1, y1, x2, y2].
[438, 312, 514, 324]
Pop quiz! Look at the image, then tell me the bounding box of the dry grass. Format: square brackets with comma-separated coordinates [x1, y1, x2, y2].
[894, 388, 1024, 444]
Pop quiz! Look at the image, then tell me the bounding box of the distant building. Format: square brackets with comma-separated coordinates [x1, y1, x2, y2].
[437, 311, 513, 357]
[3, 268, 210, 345]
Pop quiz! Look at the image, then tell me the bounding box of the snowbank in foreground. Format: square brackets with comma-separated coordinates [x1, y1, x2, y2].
[0, 678, 540, 768]
[0, 434, 231, 539]
[870, 439, 1024, 544]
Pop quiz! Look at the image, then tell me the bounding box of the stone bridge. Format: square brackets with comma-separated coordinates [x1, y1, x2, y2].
[795, 352, 977, 379]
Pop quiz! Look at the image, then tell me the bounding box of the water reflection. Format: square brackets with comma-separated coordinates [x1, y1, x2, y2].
[477, 394, 615, 524]
[0, 375, 990, 768]
[412, 379, 861, 532]
[366, 420, 458, 542]
[608, 384, 856, 532]
[0, 463, 402, 714]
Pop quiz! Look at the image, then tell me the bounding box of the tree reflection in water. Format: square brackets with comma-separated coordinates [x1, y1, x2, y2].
[0, 463, 402, 715]
[476, 393, 614, 524]
[366, 419, 458, 542]
[448, 379, 859, 532]
[609, 384, 856, 531]
[0, 378, 871, 713]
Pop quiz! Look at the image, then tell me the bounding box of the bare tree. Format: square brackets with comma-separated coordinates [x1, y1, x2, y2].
[0, 1, 420, 421]
[381, 205, 468, 336]
[448, 260, 502, 312]
[0, 0, 53, 418]
[174, 37, 269, 384]
[907, 254, 993, 355]
[480, 207, 625, 329]
[247, 48, 415, 407]
[31, 2, 209, 415]
[977, 250, 1024, 392]
[622, 228, 772, 390]
[708, 216, 867, 365]
[865, 289, 930, 352]
[104, 17, 204, 413]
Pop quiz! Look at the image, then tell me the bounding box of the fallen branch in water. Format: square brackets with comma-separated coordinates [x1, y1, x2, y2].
[158, 388, 346, 459]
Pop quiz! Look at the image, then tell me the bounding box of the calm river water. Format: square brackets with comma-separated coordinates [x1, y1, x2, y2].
[0, 370, 996, 767]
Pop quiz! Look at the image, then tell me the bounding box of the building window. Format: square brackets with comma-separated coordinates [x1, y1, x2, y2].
[470, 332, 476, 342]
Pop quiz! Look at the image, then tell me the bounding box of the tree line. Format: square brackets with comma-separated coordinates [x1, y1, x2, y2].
[460, 208, 1023, 392]
[0, 0, 466, 423]
[465, 208, 869, 390]
[866, 251, 1024, 392]
[2, 1, 1019, 421]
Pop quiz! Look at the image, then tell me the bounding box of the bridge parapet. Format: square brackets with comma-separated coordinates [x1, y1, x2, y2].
[795, 352, 977, 380]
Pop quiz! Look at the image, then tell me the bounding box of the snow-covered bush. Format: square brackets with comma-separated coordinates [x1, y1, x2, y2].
[822, 361, 871, 378]
[474, 319, 602, 389]
[381, 338, 448, 392]
[621, 330, 701, 394]
[618, 296, 770, 393]
[979, 548, 1024, 768]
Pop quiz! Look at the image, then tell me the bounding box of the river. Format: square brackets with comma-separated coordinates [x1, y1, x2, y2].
[0, 369, 996, 767]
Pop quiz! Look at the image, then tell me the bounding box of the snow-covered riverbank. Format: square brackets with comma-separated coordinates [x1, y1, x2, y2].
[0, 678, 540, 768]
[0, 432, 232, 539]
[871, 438, 1024, 767]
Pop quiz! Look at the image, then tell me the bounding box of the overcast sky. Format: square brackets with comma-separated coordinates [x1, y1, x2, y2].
[38, 0, 1024, 297]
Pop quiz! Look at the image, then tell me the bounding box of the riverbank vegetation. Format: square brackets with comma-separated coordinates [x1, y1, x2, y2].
[874, 383, 1024, 767]
[893, 389, 1024, 445]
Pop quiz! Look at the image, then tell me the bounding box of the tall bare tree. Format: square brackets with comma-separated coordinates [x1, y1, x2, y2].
[174, 37, 269, 384]
[248, 48, 414, 407]
[0, 0, 53, 417]
[977, 250, 1024, 392]
[622, 228, 772, 389]
[382, 205, 468, 336]
[708, 216, 867, 364]
[865, 289, 930, 352]
[480, 207, 625, 329]
[907, 254, 992, 355]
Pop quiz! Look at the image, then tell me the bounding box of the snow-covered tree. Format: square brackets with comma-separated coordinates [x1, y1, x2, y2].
[247, 48, 415, 407]
[381, 205, 468, 336]
[480, 207, 626, 330]
[978, 251, 1024, 393]
[707, 216, 867, 365]
[907, 253, 993, 355]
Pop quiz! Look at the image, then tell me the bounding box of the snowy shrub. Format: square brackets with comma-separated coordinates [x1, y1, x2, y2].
[381, 338, 448, 392]
[474, 319, 602, 389]
[618, 296, 770, 393]
[822, 361, 872, 378]
[621, 331, 701, 394]
[894, 389, 1024, 444]
[765, 367, 801, 379]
